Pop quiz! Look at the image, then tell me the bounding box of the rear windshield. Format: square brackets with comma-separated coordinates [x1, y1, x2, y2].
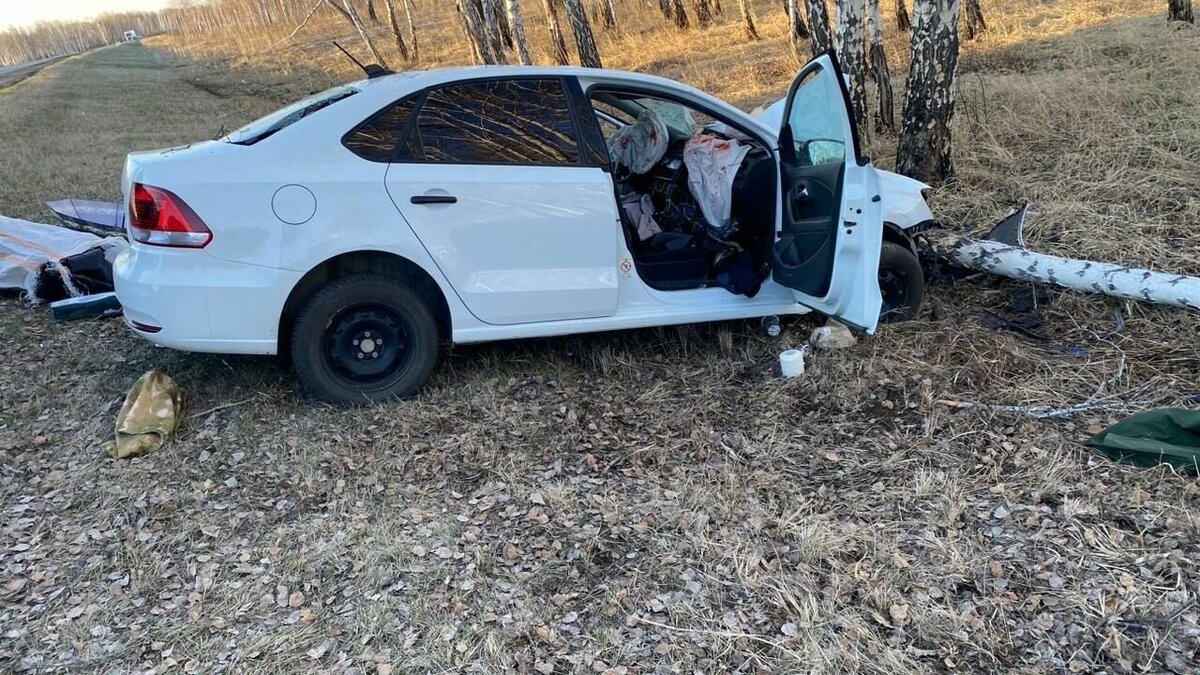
[225, 85, 358, 145]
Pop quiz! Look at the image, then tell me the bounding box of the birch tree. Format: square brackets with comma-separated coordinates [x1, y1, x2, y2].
[598, 0, 618, 30]
[867, 0, 894, 131]
[403, 0, 419, 60]
[804, 0, 835, 56]
[670, 0, 691, 28]
[693, 0, 715, 27]
[963, 0, 986, 39]
[543, 0, 571, 64]
[563, 0, 602, 67]
[382, 0, 409, 60]
[835, 0, 868, 131]
[329, 0, 389, 67]
[506, 0, 533, 64]
[896, 0, 911, 30]
[896, 0, 961, 183]
[458, 0, 495, 64]
[784, 0, 810, 59]
[480, 0, 508, 63]
[740, 0, 760, 39]
[1167, 0, 1193, 22]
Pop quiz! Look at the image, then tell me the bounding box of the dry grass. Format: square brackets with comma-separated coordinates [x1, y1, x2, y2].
[2, 1, 1200, 673]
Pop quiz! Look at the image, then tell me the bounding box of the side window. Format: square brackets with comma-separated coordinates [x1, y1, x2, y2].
[343, 96, 420, 162]
[410, 79, 581, 165]
[785, 65, 848, 166]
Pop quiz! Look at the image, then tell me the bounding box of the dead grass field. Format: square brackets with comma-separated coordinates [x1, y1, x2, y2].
[2, 1, 1200, 673]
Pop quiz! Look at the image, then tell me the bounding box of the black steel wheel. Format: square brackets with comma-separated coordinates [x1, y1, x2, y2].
[878, 240, 925, 322]
[291, 275, 439, 403]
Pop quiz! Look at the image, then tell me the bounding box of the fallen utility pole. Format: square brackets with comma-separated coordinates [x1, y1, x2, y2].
[927, 206, 1200, 312]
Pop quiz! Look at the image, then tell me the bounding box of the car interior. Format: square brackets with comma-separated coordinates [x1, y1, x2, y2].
[588, 90, 778, 297]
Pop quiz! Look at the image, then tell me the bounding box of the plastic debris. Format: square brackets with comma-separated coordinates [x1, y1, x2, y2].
[810, 320, 857, 350]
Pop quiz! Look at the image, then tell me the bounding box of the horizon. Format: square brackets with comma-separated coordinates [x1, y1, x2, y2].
[2, 0, 173, 31]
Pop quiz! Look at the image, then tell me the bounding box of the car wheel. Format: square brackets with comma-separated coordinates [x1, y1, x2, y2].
[878, 240, 924, 322]
[291, 274, 439, 404]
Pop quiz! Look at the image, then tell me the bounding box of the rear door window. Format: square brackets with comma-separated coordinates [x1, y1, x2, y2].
[408, 78, 582, 166]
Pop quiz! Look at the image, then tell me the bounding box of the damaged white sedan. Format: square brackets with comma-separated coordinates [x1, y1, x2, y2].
[114, 52, 932, 403]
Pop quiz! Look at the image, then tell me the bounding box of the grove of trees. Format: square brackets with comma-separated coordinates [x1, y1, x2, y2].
[2, 0, 1192, 184]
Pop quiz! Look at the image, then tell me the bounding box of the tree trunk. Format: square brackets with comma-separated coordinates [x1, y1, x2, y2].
[479, 0, 508, 63]
[835, 0, 868, 131]
[332, 0, 389, 67]
[403, 0, 419, 60]
[896, 0, 960, 184]
[599, 0, 618, 30]
[739, 0, 760, 39]
[896, 0, 911, 31]
[506, 0, 533, 64]
[563, 0, 602, 67]
[458, 0, 495, 64]
[493, 0, 515, 47]
[670, 0, 690, 27]
[786, 0, 810, 60]
[803, 0, 835, 56]
[867, 0, 894, 131]
[366, 0, 379, 23]
[693, 0, 715, 26]
[963, 0, 986, 39]
[382, 0, 409, 60]
[1167, 0, 1194, 22]
[928, 232, 1200, 312]
[543, 0, 571, 65]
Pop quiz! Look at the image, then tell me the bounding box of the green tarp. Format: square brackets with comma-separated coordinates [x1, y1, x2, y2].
[1088, 408, 1200, 473]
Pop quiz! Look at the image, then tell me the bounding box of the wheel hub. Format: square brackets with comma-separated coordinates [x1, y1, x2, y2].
[324, 306, 411, 383]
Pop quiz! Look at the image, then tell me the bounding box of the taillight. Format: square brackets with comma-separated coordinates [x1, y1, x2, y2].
[129, 183, 212, 248]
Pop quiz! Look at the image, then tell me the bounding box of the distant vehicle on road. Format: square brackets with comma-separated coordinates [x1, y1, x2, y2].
[114, 52, 932, 403]
[123, 30, 141, 42]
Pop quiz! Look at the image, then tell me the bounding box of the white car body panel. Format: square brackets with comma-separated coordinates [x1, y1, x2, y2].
[386, 163, 620, 325]
[115, 63, 894, 357]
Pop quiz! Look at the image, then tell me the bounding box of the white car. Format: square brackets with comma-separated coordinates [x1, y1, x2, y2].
[115, 52, 932, 403]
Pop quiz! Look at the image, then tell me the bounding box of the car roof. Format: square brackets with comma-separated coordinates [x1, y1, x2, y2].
[353, 65, 703, 97]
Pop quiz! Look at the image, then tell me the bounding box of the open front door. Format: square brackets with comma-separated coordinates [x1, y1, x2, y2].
[772, 52, 883, 333]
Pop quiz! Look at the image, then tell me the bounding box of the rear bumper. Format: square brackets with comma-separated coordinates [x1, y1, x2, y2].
[113, 245, 302, 355]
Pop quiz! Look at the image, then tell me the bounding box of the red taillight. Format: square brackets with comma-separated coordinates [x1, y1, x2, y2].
[129, 183, 212, 248]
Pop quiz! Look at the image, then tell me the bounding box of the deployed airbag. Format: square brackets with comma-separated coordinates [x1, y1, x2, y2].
[608, 109, 669, 174]
[683, 133, 750, 231]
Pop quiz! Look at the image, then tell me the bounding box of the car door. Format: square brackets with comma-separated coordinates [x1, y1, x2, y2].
[384, 77, 619, 326]
[772, 52, 883, 333]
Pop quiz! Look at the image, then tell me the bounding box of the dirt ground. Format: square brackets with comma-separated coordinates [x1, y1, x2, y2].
[2, 7, 1200, 674]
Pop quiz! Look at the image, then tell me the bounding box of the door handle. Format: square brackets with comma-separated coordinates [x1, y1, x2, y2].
[410, 194, 457, 205]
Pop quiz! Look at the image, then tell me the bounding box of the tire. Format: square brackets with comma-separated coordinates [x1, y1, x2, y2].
[290, 274, 439, 404]
[878, 240, 925, 322]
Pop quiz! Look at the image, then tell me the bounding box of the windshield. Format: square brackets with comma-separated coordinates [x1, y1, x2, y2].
[224, 85, 358, 145]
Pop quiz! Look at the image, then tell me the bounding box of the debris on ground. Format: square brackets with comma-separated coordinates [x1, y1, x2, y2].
[927, 206, 1200, 311]
[44, 198, 124, 236]
[1088, 408, 1200, 473]
[0, 215, 126, 304]
[50, 292, 122, 322]
[778, 347, 806, 378]
[810, 319, 857, 350]
[106, 370, 183, 459]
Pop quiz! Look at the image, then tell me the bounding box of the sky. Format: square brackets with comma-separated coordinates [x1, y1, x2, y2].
[2, 0, 174, 30]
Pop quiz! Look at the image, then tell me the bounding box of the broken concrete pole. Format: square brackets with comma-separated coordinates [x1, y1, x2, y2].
[927, 231, 1200, 311]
